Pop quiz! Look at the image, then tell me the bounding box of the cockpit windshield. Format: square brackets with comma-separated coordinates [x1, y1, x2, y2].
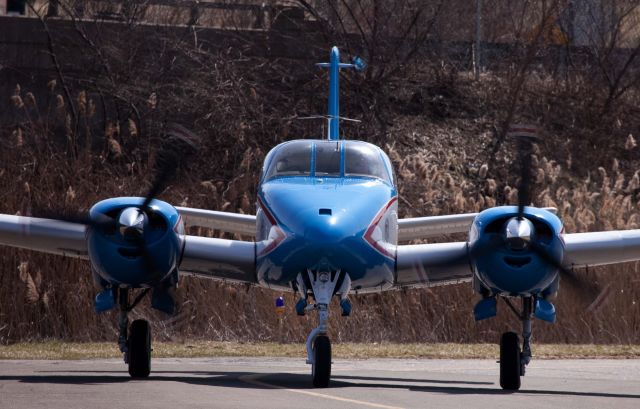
[315, 141, 341, 176]
[264, 141, 312, 179]
[264, 140, 393, 184]
[344, 143, 390, 182]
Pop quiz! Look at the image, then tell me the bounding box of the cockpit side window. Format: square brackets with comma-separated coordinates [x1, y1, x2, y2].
[315, 141, 341, 176]
[265, 141, 312, 180]
[345, 142, 391, 183]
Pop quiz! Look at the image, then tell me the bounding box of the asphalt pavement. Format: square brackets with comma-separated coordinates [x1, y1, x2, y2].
[0, 357, 639, 409]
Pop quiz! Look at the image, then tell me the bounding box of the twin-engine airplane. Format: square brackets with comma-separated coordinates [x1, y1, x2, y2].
[2, 47, 640, 391]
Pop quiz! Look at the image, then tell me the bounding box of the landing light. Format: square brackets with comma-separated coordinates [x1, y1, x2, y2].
[275, 296, 285, 315]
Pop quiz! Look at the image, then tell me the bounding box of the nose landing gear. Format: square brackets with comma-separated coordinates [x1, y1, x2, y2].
[298, 269, 351, 388]
[499, 296, 536, 391]
[116, 288, 152, 378]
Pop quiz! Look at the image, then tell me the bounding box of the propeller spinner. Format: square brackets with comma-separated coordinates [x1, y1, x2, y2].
[504, 217, 534, 251]
[118, 207, 147, 241]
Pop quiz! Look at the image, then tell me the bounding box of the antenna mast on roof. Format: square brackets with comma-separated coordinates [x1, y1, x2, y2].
[316, 47, 365, 140]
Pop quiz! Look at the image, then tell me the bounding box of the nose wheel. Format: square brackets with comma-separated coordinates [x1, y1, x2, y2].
[299, 270, 350, 388]
[115, 288, 153, 378]
[128, 319, 152, 378]
[499, 296, 536, 391]
[499, 331, 521, 390]
[312, 335, 331, 388]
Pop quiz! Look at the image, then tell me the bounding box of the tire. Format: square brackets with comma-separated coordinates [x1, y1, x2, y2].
[500, 331, 521, 391]
[312, 335, 331, 388]
[128, 319, 151, 378]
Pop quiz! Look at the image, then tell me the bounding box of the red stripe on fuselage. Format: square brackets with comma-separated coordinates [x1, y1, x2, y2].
[257, 196, 287, 256]
[363, 196, 397, 259]
[257, 196, 278, 226]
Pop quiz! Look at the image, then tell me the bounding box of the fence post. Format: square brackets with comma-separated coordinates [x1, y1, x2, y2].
[474, 0, 482, 80]
[46, 0, 59, 17]
[188, 0, 200, 26]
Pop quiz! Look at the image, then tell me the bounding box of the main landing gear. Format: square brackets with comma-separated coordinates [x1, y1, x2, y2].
[475, 292, 556, 391]
[499, 296, 535, 391]
[295, 269, 351, 388]
[117, 288, 152, 378]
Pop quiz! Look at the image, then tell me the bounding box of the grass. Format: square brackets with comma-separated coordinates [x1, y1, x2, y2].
[1, 342, 640, 360]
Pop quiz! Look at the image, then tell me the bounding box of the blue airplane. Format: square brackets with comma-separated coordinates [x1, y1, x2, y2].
[2, 46, 640, 390]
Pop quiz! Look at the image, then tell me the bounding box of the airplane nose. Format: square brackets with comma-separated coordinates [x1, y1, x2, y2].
[302, 208, 349, 244]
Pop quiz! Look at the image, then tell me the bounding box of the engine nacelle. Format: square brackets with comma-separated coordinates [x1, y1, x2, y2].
[469, 206, 563, 296]
[87, 197, 185, 287]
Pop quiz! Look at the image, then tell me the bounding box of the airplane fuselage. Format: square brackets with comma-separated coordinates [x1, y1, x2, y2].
[254, 139, 398, 291]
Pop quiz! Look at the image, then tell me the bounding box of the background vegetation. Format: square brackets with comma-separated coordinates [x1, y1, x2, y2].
[1, 0, 640, 346]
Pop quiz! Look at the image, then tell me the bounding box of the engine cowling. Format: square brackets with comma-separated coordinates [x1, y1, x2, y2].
[87, 197, 185, 287]
[469, 206, 563, 296]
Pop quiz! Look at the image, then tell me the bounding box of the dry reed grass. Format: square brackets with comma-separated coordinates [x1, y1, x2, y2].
[3, 341, 640, 360]
[2, 13, 640, 347]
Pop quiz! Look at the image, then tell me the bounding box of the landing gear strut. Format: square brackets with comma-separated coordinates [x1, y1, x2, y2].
[117, 288, 152, 378]
[499, 296, 533, 390]
[299, 269, 350, 388]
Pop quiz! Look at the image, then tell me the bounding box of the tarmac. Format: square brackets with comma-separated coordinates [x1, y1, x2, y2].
[0, 357, 639, 409]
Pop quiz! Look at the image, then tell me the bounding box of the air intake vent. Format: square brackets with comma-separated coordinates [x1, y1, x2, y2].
[319, 208, 332, 216]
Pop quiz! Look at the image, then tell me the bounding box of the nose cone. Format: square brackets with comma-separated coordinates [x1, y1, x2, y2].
[259, 178, 395, 267]
[301, 208, 354, 244]
[262, 179, 392, 245]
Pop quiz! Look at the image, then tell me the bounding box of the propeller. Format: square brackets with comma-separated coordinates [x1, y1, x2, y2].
[138, 123, 199, 214]
[509, 127, 602, 301]
[33, 123, 199, 275]
[516, 135, 534, 220]
[129, 123, 198, 275]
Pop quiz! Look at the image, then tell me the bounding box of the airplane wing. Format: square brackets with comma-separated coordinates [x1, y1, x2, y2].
[395, 242, 472, 288]
[394, 228, 640, 289]
[0, 214, 88, 259]
[398, 207, 557, 241]
[0, 213, 258, 284]
[398, 214, 479, 241]
[176, 207, 255, 237]
[563, 229, 640, 268]
[179, 235, 257, 284]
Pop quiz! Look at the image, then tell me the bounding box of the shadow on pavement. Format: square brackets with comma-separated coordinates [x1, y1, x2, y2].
[0, 367, 638, 399]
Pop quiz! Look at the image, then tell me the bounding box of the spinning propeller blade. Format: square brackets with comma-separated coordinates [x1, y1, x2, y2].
[510, 125, 601, 301]
[32, 124, 199, 276]
[133, 123, 199, 275]
[516, 137, 533, 220]
[138, 123, 199, 214]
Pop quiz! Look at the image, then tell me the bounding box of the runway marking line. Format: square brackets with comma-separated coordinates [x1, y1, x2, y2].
[238, 373, 405, 409]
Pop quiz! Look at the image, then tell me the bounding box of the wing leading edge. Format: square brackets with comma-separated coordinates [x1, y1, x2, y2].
[563, 229, 640, 268]
[179, 235, 257, 284]
[395, 242, 472, 288]
[0, 214, 88, 258]
[176, 207, 255, 237]
[398, 207, 556, 241]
